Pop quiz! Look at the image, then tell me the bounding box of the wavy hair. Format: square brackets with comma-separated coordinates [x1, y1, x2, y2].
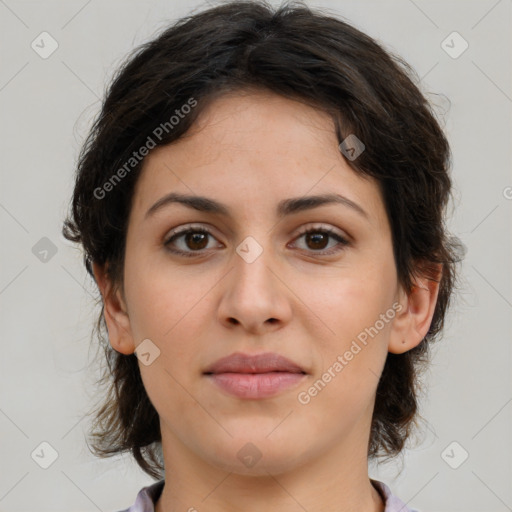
[63, 0, 463, 479]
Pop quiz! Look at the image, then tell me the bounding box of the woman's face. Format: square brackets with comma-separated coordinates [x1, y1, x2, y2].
[105, 89, 413, 475]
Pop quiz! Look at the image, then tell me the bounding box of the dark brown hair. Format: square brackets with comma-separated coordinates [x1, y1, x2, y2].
[63, 0, 463, 479]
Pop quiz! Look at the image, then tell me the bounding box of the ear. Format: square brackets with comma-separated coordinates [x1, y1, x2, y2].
[388, 263, 442, 354]
[92, 261, 136, 355]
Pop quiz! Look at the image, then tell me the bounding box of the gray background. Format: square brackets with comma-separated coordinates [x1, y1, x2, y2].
[0, 0, 511, 511]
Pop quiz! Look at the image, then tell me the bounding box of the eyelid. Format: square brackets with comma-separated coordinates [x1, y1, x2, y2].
[292, 223, 348, 240]
[164, 223, 217, 239]
[163, 223, 223, 248]
[163, 222, 350, 257]
[289, 224, 350, 254]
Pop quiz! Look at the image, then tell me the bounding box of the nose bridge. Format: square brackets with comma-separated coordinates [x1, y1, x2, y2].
[232, 233, 278, 296]
[217, 231, 292, 331]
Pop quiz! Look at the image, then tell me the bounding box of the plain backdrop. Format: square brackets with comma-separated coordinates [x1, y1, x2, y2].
[0, 0, 511, 511]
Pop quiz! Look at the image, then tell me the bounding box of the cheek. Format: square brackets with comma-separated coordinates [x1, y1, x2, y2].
[332, 283, 394, 344]
[310, 261, 397, 342]
[299, 290, 393, 423]
[123, 248, 205, 341]
[127, 267, 211, 411]
[304, 256, 396, 389]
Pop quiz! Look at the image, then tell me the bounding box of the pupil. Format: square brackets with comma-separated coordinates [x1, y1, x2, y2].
[307, 232, 327, 250]
[187, 232, 208, 250]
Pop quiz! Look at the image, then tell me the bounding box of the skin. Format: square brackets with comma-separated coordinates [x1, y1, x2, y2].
[93, 89, 440, 512]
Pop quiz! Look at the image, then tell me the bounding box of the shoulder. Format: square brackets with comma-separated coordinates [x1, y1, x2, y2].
[115, 480, 165, 512]
[371, 479, 420, 512]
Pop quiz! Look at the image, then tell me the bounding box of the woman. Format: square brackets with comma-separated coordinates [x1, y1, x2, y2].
[62, 1, 461, 510]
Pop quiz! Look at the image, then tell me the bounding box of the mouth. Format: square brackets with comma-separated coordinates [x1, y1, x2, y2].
[203, 351, 307, 374]
[203, 352, 307, 399]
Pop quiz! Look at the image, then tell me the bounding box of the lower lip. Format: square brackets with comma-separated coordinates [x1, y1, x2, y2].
[205, 372, 307, 399]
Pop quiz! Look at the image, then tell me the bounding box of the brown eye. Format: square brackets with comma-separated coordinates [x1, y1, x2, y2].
[305, 231, 329, 250]
[292, 227, 350, 256]
[183, 231, 209, 250]
[164, 225, 349, 258]
[164, 227, 220, 257]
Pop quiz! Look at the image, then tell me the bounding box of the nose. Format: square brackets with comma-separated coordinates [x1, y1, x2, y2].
[217, 244, 293, 335]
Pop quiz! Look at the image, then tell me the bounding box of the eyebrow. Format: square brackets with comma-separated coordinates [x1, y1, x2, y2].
[145, 192, 368, 220]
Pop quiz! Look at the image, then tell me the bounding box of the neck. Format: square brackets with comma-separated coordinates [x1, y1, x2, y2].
[154, 430, 384, 512]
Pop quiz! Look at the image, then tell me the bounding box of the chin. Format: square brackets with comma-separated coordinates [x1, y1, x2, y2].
[203, 434, 309, 476]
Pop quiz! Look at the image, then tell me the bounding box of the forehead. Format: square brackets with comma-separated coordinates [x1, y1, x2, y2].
[130, 90, 386, 229]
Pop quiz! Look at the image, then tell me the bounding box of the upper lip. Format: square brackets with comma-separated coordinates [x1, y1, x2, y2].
[203, 352, 306, 374]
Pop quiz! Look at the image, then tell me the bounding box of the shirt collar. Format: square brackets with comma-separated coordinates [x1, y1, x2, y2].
[126, 478, 415, 512]
[370, 479, 416, 512]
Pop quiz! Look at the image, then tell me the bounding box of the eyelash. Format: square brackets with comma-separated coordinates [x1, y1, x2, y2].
[163, 225, 350, 258]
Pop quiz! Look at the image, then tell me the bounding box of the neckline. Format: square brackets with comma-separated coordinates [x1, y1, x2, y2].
[149, 478, 388, 511]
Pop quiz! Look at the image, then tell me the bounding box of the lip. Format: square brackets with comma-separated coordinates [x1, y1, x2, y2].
[203, 351, 306, 374]
[203, 352, 307, 399]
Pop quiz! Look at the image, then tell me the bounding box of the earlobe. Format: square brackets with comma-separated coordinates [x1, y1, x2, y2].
[388, 263, 442, 354]
[92, 262, 136, 355]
